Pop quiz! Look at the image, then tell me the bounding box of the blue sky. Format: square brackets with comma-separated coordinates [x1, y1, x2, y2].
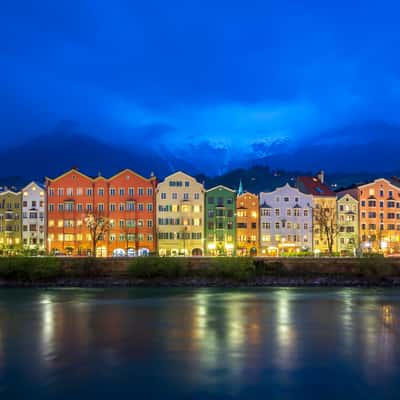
[1, 0, 400, 173]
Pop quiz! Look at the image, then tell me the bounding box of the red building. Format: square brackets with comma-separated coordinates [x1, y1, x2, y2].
[46, 168, 157, 256]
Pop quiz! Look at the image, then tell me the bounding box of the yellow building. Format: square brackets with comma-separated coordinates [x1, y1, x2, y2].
[0, 190, 22, 255]
[156, 171, 205, 256]
[297, 172, 337, 254]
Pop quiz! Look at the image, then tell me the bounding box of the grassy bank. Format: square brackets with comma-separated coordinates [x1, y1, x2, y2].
[0, 256, 399, 284]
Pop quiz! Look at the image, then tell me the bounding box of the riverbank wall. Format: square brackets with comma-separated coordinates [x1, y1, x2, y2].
[1, 256, 400, 287]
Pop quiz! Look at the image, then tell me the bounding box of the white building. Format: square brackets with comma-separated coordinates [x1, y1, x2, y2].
[22, 182, 46, 253]
[259, 183, 314, 255]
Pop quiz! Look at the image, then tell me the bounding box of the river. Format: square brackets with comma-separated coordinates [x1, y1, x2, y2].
[0, 288, 399, 399]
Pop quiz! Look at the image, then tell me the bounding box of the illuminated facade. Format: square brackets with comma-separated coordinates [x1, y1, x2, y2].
[46, 168, 157, 256]
[236, 192, 259, 256]
[336, 189, 359, 255]
[0, 190, 22, 254]
[156, 171, 205, 256]
[297, 172, 337, 254]
[259, 183, 313, 255]
[22, 182, 46, 252]
[359, 178, 400, 254]
[205, 185, 236, 256]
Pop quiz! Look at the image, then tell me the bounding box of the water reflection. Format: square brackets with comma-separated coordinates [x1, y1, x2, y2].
[0, 288, 399, 399]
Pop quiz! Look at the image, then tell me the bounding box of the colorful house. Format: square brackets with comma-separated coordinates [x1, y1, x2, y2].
[22, 182, 46, 253]
[358, 178, 400, 254]
[236, 192, 259, 256]
[297, 171, 337, 254]
[336, 188, 359, 256]
[205, 185, 236, 256]
[0, 190, 22, 254]
[156, 171, 205, 256]
[46, 168, 157, 256]
[259, 183, 313, 255]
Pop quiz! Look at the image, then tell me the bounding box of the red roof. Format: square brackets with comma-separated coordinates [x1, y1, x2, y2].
[297, 176, 336, 197]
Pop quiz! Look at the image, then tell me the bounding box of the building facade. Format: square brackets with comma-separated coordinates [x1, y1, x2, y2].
[156, 171, 205, 256]
[0, 190, 22, 254]
[205, 185, 236, 256]
[359, 178, 400, 254]
[236, 192, 259, 256]
[22, 182, 46, 253]
[297, 172, 337, 254]
[336, 189, 359, 256]
[46, 168, 157, 256]
[259, 184, 313, 255]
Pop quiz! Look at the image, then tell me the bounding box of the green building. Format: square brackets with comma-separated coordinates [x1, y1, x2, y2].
[205, 185, 236, 256]
[337, 190, 359, 256]
[0, 190, 22, 255]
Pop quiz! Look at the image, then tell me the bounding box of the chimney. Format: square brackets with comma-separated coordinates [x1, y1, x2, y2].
[317, 170, 324, 183]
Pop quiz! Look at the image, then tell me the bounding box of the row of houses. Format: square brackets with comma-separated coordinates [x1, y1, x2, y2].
[1, 168, 400, 256]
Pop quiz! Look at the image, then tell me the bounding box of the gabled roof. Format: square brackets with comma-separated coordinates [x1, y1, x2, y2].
[297, 176, 336, 197]
[108, 168, 156, 182]
[358, 177, 400, 190]
[46, 168, 92, 183]
[22, 181, 45, 191]
[206, 184, 236, 193]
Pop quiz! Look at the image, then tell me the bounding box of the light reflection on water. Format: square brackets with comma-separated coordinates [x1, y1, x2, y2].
[0, 288, 400, 399]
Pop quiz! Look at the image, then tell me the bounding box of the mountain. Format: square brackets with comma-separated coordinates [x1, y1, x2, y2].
[0, 130, 195, 182]
[262, 121, 400, 173]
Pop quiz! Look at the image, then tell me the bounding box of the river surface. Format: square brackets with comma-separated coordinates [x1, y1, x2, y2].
[0, 288, 399, 399]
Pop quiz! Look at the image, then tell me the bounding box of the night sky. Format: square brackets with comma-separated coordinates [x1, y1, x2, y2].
[1, 1, 400, 175]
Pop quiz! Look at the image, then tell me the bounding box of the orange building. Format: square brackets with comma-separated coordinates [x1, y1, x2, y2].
[236, 192, 259, 256]
[46, 168, 157, 256]
[359, 178, 400, 254]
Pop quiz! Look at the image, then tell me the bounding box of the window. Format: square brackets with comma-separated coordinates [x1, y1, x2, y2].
[194, 193, 200, 200]
[183, 193, 189, 200]
[110, 188, 116, 196]
[147, 188, 153, 196]
[138, 203, 144, 211]
[66, 188, 73, 196]
[49, 204, 54, 212]
[119, 203, 125, 211]
[119, 188, 125, 196]
[110, 203, 116, 211]
[57, 188, 64, 196]
[275, 209, 280, 216]
[138, 188, 144, 196]
[147, 219, 153, 227]
[98, 203, 104, 212]
[128, 187, 134, 196]
[98, 188, 104, 196]
[161, 192, 167, 199]
[49, 188, 54, 197]
[86, 188, 93, 196]
[172, 192, 178, 200]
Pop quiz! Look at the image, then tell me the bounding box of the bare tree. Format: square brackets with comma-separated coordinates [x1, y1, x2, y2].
[314, 201, 338, 255]
[85, 211, 110, 257]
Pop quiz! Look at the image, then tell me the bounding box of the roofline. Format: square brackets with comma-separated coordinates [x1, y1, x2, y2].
[107, 168, 156, 182]
[206, 184, 236, 193]
[0, 190, 21, 196]
[358, 177, 400, 189]
[22, 181, 45, 190]
[46, 168, 92, 183]
[237, 191, 257, 198]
